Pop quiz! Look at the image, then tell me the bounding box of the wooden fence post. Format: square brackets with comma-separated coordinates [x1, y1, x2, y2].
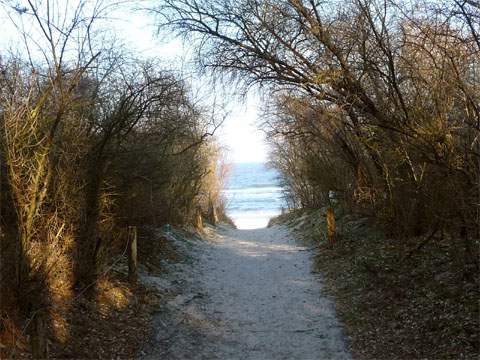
[31, 311, 48, 359]
[209, 200, 218, 226]
[195, 207, 203, 232]
[128, 226, 137, 284]
[326, 207, 336, 247]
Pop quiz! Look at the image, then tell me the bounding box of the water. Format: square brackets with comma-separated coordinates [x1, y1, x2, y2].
[223, 163, 285, 229]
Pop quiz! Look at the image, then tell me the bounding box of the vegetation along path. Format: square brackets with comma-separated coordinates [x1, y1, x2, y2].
[141, 225, 352, 359]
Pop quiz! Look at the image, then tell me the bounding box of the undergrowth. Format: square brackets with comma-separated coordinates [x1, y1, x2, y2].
[273, 208, 479, 360]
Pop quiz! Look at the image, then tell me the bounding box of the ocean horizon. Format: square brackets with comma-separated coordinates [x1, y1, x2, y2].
[222, 162, 286, 229]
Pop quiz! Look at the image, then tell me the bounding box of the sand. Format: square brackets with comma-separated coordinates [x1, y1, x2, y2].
[140, 224, 352, 360]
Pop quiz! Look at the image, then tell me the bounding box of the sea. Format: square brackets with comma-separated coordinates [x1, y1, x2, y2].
[222, 162, 286, 229]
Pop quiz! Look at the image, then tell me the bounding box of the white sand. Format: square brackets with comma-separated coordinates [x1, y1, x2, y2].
[229, 210, 281, 229]
[141, 225, 352, 359]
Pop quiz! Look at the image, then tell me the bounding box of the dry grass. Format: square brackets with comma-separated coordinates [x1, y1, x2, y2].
[0, 272, 157, 359]
[274, 208, 480, 360]
[47, 274, 156, 359]
[0, 226, 188, 359]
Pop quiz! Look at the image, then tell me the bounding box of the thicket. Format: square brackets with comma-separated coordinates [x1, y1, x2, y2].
[0, 0, 224, 354]
[161, 1, 479, 356]
[160, 0, 479, 261]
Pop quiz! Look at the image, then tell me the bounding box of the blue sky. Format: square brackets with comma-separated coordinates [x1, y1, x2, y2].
[0, 1, 268, 164]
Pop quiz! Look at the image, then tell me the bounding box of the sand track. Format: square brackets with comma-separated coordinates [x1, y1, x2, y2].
[141, 225, 352, 360]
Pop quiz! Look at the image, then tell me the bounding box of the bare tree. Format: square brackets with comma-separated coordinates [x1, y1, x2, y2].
[157, 0, 479, 241]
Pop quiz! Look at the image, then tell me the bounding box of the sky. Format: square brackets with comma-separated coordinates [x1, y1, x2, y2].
[112, 9, 269, 164]
[0, 1, 269, 164]
[218, 95, 268, 164]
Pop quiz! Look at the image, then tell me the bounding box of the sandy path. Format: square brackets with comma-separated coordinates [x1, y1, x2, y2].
[141, 225, 352, 360]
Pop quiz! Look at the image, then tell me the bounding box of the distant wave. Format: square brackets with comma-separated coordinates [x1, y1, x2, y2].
[222, 187, 283, 197]
[224, 184, 283, 191]
[226, 198, 283, 208]
[228, 209, 281, 218]
[227, 195, 283, 200]
[228, 206, 282, 212]
[224, 162, 286, 229]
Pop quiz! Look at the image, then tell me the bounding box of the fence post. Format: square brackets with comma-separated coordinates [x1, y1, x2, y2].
[209, 200, 218, 226]
[326, 207, 336, 246]
[31, 311, 48, 359]
[128, 226, 137, 284]
[195, 207, 203, 232]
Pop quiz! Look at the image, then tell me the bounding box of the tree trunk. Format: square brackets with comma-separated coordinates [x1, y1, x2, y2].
[76, 164, 102, 286]
[30, 311, 48, 359]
